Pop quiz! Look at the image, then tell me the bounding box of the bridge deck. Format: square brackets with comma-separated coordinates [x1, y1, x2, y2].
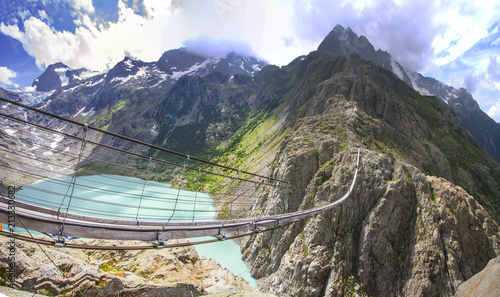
[0, 150, 360, 241]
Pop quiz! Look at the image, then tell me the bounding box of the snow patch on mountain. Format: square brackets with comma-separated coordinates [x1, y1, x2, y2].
[171, 58, 220, 79]
[4, 128, 16, 136]
[54, 67, 71, 86]
[390, 57, 405, 81]
[111, 76, 132, 84]
[82, 108, 94, 117]
[50, 134, 64, 149]
[90, 78, 105, 87]
[408, 71, 432, 96]
[62, 84, 84, 94]
[124, 59, 134, 70]
[7, 86, 54, 106]
[80, 70, 103, 79]
[251, 63, 262, 73]
[445, 90, 459, 103]
[73, 107, 86, 117]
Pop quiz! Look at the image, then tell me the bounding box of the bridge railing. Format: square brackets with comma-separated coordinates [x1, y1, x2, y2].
[0, 96, 359, 247]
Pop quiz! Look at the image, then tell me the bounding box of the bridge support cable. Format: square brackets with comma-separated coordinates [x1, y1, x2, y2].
[136, 157, 152, 222]
[0, 149, 361, 243]
[167, 155, 189, 222]
[0, 96, 359, 247]
[0, 108, 287, 190]
[0, 96, 288, 185]
[55, 123, 89, 245]
[228, 170, 240, 218]
[192, 169, 201, 222]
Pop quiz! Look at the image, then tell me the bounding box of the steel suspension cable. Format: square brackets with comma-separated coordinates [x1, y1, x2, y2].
[0, 96, 287, 184]
[0, 111, 290, 190]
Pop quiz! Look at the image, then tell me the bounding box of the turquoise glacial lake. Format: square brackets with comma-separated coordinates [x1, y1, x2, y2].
[9, 174, 257, 287]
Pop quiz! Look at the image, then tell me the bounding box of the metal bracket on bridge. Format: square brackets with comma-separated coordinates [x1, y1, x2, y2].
[151, 240, 166, 249]
[277, 219, 284, 228]
[152, 230, 167, 248]
[52, 223, 68, 247]
[52, 235, 68, 247]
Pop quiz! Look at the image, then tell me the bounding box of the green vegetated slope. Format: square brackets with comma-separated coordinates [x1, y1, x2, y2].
[212, 51, 500, 220]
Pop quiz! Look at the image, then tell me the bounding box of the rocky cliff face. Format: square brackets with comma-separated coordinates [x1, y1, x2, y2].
[0, 236, 256, 296]
[243, 146, 499, 296]
[231, 52, 500, 296]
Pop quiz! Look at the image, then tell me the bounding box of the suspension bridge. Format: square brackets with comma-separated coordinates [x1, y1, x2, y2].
[0, 96, 360, 250]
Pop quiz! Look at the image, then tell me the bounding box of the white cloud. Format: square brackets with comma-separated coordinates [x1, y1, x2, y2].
[0, 22, 24, 40]
[38, 10, 49, 22]
[183, 35, 255, 58]
[18, 9, 31, 21]
[19, 17, 78, 68]
[0, 66, 17, 87]
[487, 56, 500, 82]
[433, 16, 489, 66]
[487, 100, 500, 122]
[0, 0, 300, 71]
[0, 1, 179, 71]
[68, 0, 95, 13]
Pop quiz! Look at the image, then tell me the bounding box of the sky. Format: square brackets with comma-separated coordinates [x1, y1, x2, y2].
[0, 0, 499, 122]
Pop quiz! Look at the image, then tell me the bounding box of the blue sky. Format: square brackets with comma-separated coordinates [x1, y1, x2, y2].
[0, 0, 499, 122]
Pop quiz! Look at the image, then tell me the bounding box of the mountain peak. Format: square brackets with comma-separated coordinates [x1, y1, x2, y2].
[49, 62, 70, 70]
[32, 62, 81, 92]
[333, 24, 346, 31]
[318, 25, 500, 162]
[318, 24, 377, 58]
[332, 24, 354, 36]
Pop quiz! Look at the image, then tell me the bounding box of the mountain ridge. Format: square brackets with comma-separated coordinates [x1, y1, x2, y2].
[318, 24, 500, 162]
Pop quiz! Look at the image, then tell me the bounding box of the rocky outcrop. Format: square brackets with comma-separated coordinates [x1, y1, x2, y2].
[236, 64, 500, 296]
[454, 256, 500, 297]
[243, 144, 500, 297]
[0, 236, 255, 296]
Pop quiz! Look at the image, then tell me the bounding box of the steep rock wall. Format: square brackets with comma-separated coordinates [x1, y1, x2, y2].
[240, 99, 500, 296]
[244, 146, 499, 296]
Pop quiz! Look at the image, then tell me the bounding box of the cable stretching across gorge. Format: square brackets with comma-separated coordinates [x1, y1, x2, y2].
[0, 149, 360, 243]
[0, 96, 360, 248]
[0, 108, 288, 189]
[0, 97, 287, 184]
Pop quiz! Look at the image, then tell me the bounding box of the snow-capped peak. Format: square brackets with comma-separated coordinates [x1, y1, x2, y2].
[31, 62, 85, 92]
